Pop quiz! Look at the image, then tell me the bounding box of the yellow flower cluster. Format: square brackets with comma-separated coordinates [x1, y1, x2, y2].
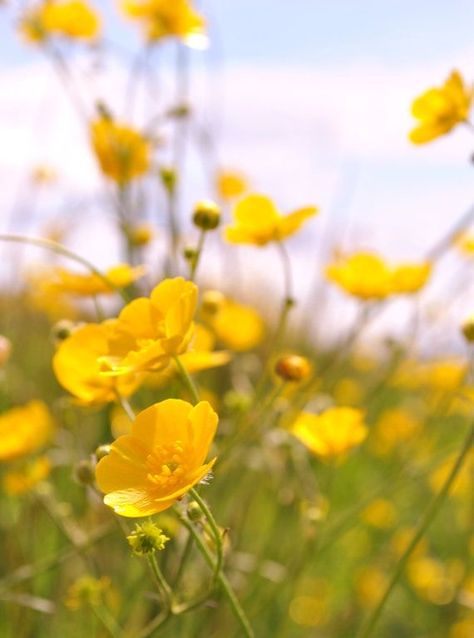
[121, 0, 207, 47]
[0, 401, 54, 461]
[20, 0, 100, 44]
[326, 252, 431, 300]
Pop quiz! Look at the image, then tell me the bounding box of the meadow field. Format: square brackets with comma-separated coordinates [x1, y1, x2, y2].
[0, 2, 473, 637]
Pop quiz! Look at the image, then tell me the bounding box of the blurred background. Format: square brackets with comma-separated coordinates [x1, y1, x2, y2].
[0, 0, 473, 347]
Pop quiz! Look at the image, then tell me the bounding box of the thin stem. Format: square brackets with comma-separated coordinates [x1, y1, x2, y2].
[189, 229, 206, 282]
[93, 604, 123, 638]
[189, 488, 223, 580]
[177, 513, 255, 638]
[116, 392, 136, 421]
[174, 356, 200, 404]
[0, 234, 130, 302]
[172, 532, 194, 587]
[357, 419, 474, 638]
[148, 553, 173, 612]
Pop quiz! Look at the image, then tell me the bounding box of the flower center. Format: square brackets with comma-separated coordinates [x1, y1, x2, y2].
[146, 441, 190, 493]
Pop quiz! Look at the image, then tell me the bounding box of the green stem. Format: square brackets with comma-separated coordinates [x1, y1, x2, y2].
[93, 604, 123, 638]
[0, 234, 130, 302]
[189, 229, 206, 282]
[174, 356, 200, 404]
[172, 531, 194, 587]
[189, 488, 223, 580]
[148, 553, 173, 612]
[357, 420, 474, 638]
[177, 513, 255, 638]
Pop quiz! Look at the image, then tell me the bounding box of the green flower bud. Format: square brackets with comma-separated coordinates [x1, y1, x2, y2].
[127, 522, 169, 556]
[192, 200, 221, 231]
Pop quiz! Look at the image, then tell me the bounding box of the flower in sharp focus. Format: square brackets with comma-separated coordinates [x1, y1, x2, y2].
[0, 401, 55, 462]
[121, 0, 207, 48]
[96, 399, 218, 517]
[291, 407, 368, 460]
[53, 322, 143, 405]
[20, 0, 101, 44]
[99, 277, 198, 376]
[409, 70, 472, 144]
[91, 116, 151, 184]
[225, 194, 318, 246]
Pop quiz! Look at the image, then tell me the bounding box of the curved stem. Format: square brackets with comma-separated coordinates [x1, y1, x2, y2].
[189, 488, 223, 581]
[177, 513, 255, 638]
[189, 229, 206, 282]
[357, 419, 474, 638]
[174, 356, 200, 404]
[0, 234, 130, 302]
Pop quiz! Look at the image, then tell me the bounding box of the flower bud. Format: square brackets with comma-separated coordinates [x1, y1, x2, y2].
[74, 458, 96, 486]
[187, 501, 204, 522]
[128, 224, 154, 247]
[127, 521, 169, 556]
[201, 290, 225, 315]
[192, 200, 221, 231]
[51, 320, 76, 344]
[183, 246, 198, 262]
[275, 355, 311, 382]
[461, 315, 474, 343]
[159, 166, 177, 194]
[95, 444, 111, 461]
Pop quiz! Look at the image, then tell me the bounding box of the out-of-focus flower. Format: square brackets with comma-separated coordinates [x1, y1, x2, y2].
[91, 117, 151, 184]
[288, 594, 328, 627]
[65, 575, 112, 611]
[406, 556, 456, 605]
[370, 407, 422, 456]
[20, 0, 100, 44]
[3, 457, 51, 495]
[450, 619, 474, 638]
[31, 164, 57, 185]
[455, 231, 474, 255]
[204, 297, 265, 351]
[100, 277, 198, 376]
[121, 0, 207, 48]
[355, 566, 388, 607]
[96, 399, 218, 517]
[393, 359, 467, 393]
[48, 264, 146, 296]
[409, 71, 472, 144]
[332, 377, 364, 406]
[291, 407, 368, 460]
[225, 194, 318, 246]
[326, 252, 431, 300]
[429, 450, 474, 499]
[0, 401, 54, 461]
[216, 170, 248, 201]
[53, 323, 143, 405]
[128, 223, 154, 247]
[0, 335, 12, 367]
[362, 498, 398, 529]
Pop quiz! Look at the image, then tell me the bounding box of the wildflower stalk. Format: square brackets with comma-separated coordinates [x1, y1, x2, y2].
[172, 532, 194, 587]
[92, 603, 123, 638]
[174, 356, 200, 404]
[189, 488, 224, 581]
[177, 513, 255, 638]
[0, 234, 130, 302]
[357, 419, 474, 638]
[273, 240, 294, 350]
[189, 228, 206, 282]
[147, 553, 173, 614]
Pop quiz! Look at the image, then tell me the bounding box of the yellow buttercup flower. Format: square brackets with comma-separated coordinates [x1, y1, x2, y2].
[326, 252, 431, 300]
[225, 194, 318, 246]
[96, 399, 218, 517]
[216, 170, 248, 201]
[20, 0, 100, 44]
[291, 407, 368, 460]
[370, 407, 422, 456]
[205, 297, 265, 351]
[455, 231, 474, 256]
[48, 264, 145, 297]
[121, 0, 207, 48]
[3, 457, 51, 496]
[53, 323, 143, 405]
[100, 277, 198, 376]
[0, 401, 54, 462]
[409, 71, 472, 144]
[91, 117, 151, 184]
